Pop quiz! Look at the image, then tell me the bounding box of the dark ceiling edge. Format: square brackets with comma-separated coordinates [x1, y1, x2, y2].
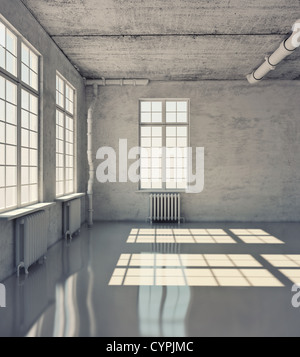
[83, 78, 300, 82]
[51, 33, 290, 38]
[19, 0, 83, 76]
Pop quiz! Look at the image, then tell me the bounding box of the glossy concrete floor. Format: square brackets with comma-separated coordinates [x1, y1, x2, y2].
[1, 221, 300, 337]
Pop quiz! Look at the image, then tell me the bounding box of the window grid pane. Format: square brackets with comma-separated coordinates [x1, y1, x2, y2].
[140, 101, 163, 124]
[65, 84, 74, 115]
[166, 100, 188, 123]
[166, 125, 188, 190]
[56, 75, 65, 109]
[140, 126, 163, 190]
[56, 74, 75, 197]
[21, 89, 39, 205]
[140, 100, 189, 191]
[0, 75, 18, 211]
[56, 110, 65, 197]
[0, 21, 17, 76]
[21, 43, 39, 91]
[0, 19, 40, 213]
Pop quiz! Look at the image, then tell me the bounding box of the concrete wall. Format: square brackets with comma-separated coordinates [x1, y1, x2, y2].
[87, 80, 300, 222]
[0, 0, 87, 281]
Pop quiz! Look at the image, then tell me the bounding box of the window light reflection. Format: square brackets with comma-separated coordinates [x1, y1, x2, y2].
[127, 228, 284, 244]
[279, 269, 300, 284]
[127, 228, 236, 244]
[261, 254, 300, 267]
[109, 254, 283, 287]
[230, 229, 284, 244]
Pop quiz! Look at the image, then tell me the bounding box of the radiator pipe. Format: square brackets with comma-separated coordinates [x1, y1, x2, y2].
[86, 78, 149, 86]
[85, 78, 148, 226]
[87, 84, 98, 227]
[247, 19, 300, 84]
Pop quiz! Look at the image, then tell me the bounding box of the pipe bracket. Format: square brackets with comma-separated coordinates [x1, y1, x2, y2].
[265, 57, 276, 70]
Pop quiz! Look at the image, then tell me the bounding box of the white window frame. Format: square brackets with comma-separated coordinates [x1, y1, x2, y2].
[0, 16, 40, 213]
[55, 72, 76, 198]
[139, 99, 190, 192]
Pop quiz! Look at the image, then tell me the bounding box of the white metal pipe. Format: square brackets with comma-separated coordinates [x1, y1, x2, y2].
[86, 79, 148, 218]
[150, 194, 153, 224]
[247, 57, 276, 84]
[178, 194, 181, 225]
[86, 78, 149, 86]
[247, 19, 300, 84]
[87, 84, 98, 227]
[174, 194, 177, 222]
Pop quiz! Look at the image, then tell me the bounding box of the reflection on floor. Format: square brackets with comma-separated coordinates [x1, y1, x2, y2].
[1, 222, 300, 337]
[127, 228, 284, 244]
[139, 285, 191, 337]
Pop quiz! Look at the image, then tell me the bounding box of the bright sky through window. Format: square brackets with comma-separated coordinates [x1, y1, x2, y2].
[0, 19, 39, 212]
[56, 73, 75, 197]
[140, 100, 189, 190]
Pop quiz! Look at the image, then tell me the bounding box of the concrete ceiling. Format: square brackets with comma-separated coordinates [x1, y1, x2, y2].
[20, 0, 300, 81]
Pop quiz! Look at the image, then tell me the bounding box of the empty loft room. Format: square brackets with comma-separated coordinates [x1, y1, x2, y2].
[0, 0, 300, 338]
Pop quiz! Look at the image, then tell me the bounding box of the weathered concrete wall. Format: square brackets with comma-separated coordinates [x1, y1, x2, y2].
[87, 80, 300, 222]
[0, 0, 87, 281]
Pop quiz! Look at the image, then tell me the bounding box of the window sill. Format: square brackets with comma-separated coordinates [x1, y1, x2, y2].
[55, 193, 86, 203]
[0, 202, 56, 221]
[135, 190, 186, 193]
